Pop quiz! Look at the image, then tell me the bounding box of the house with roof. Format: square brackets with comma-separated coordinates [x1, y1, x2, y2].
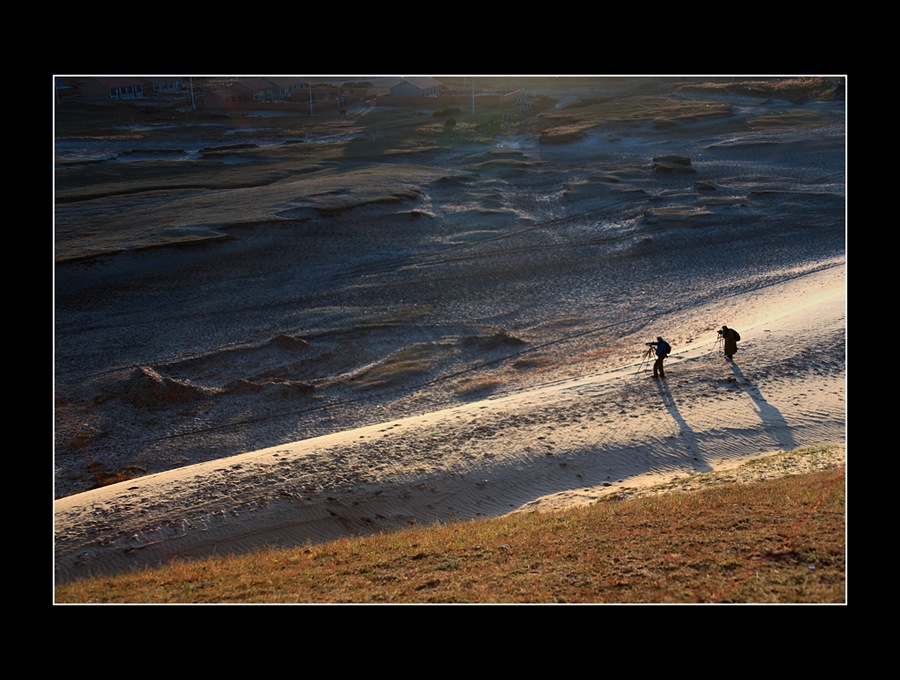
[78, 76, 147, 100]
[266, 76, 308, 99]
[390, 77, 442, 98]
[148, 78, 185, 95]
[69, 76, 190, 101]
[235, 77, 279, 101]
[199, 83, 254, 108]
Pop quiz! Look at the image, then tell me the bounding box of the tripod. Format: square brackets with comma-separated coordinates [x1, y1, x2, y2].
[712, 334, 724, 355]
[639, 345, 655, 372]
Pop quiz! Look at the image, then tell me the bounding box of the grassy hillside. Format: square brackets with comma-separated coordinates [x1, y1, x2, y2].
[54, 446, 845, 604]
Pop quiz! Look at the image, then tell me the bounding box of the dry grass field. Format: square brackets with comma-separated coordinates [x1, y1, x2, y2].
[54, 445, 845, 604]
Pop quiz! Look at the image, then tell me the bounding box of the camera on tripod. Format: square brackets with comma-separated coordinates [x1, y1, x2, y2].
[717, 329, 724, 337]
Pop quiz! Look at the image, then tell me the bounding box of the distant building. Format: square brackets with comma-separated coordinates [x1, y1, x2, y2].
[72, 76, 188, 100]
[79, 77, 147, 100]
[390, 77, 442, 98]
[235, 77, 278, 102]
[200, 83, 254, 108]
[150, 78, 184, 94]
[266, 76, 308, 99]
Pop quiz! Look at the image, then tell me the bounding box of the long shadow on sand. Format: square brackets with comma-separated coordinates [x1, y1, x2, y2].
[655, 377, 713, 473]
[729, 360, 798, 452]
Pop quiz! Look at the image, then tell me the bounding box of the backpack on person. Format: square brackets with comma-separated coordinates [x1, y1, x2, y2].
[659, 340, 671, 356]
[731, 329, 741, 342]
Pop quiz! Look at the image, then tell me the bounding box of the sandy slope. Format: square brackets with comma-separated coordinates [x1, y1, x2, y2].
[54, 258, 845, 584]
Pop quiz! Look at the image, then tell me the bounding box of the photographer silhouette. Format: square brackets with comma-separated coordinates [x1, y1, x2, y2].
[647, 336, 671, 379]
[719, 325, 740, 361]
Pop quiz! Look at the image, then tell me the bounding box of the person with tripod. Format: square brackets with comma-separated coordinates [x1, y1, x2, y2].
[719, 325, 740, 361]
[647, 336, 671, 379]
